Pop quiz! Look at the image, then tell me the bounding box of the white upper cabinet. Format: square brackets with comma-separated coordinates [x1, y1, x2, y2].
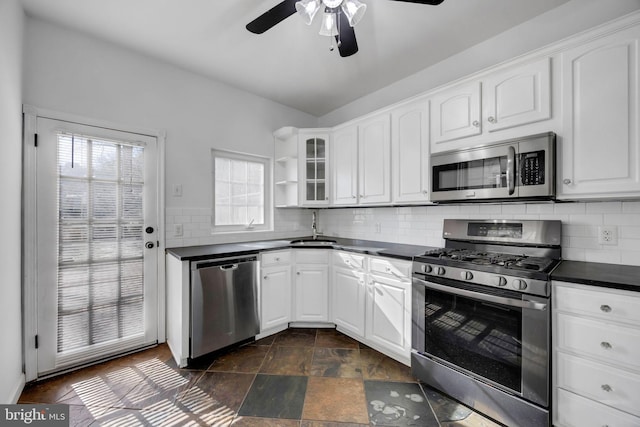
[300, 131, 330, 206]
[430, 57, 552, 154]
[358, 113, 391, 204]
[391, 99, 431, 203]
[430, 81, 482, 151]
[558, 25, 640, 199]
[331, 124, 359, 206]
[483, 57, 551, 133]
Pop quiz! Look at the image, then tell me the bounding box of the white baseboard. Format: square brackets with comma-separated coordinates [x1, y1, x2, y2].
[5, 373, 25, 404]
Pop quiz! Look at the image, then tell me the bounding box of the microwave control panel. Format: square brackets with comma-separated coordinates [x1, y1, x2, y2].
[520, 150, 545, 185]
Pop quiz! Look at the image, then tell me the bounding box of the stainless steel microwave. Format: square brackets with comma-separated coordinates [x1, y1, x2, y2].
[431, 132, 556, 202]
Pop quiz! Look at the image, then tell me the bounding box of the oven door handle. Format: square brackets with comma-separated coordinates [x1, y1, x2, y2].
[414, 278, 547, 311]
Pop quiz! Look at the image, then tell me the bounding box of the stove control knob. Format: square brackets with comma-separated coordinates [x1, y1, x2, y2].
[461, 271, 473, 280]
[436, 267, 446, 276]
[513, 279, 528, 290]
[496, 276, 508, 287]
[422, 264, 433, 274]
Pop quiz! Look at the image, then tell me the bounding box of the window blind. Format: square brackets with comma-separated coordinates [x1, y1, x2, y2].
[56, 134, 145, 353]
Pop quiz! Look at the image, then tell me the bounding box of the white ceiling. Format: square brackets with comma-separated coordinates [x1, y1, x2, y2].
[21, 0, 570, 116]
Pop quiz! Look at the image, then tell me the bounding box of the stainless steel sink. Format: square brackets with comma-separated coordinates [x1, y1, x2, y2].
[289, 239, 337, 246]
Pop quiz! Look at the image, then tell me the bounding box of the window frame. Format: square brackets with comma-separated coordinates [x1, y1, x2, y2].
[211, 149, 273, 233]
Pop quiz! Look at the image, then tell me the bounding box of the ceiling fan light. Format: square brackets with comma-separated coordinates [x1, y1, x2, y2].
[318, 12, 339, 37]
[341, 0, 366, 26]
[295, 0, 321, 25]
[322, 0, 343, 8]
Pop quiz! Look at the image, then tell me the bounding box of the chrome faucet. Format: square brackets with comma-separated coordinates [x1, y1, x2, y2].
[311, 211, 322, 240]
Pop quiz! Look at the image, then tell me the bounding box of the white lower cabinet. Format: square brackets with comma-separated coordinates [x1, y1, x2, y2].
[293, 250, 330, 322]
[365, 257, 412, 364]
[332, 251, 366, 338]
[553, 281, 640, 426]
[260, 250, 292, 332]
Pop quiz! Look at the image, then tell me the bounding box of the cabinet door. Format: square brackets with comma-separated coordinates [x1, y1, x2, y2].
[366, 274, 411, 359]
[430, 81, 481, 151]
[331, 125, 359, 206]
[332, 267, 366, 338]
[294, 265, 329, 322]
[358, 114, 391, 204]
[483, 57, 551, 133]
[391, 100, 430, 203]
[300, 132, 330, 206]
[261, 265, 292, 330]
[559, 26, 640, 198]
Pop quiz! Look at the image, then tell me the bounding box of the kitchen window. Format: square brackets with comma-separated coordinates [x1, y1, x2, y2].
[212, 149, 272, 232]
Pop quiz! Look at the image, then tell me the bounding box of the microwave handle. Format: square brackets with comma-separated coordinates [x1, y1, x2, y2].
[507, 146, 516, 195]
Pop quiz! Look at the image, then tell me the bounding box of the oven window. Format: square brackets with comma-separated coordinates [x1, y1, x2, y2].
[433, 156, 508, 192]
[424, 285, 522, 393]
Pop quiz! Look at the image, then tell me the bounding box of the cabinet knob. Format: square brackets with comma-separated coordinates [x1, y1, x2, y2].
[345, 259, 351, 265]
[472, 120, 480, 127]
[600, 304, 612, 313]
[563, 178, 572, 185]
[487, 116, 496, 123]
[601, 384, 612, 392]
[263, 276, 268, 280]
[600, 341, 612, 350]
[296, 271, 300, 275]
[325, 197, 329, 200]
[275, 257, 280, 261]
[352, 195, 357, 199]
[360, 195, 365, 198]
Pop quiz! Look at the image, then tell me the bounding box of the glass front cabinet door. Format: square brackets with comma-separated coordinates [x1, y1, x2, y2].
[300, 132, 330, 206]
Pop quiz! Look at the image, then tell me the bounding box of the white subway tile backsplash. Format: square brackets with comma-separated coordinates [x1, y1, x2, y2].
[318, 201, 640, 266]
[585, 202, 622, 214]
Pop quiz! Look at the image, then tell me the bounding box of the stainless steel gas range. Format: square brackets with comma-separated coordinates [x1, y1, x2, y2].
[411, 219, 562, 427]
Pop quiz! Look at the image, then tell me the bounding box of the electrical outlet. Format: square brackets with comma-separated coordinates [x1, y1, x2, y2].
[174, 224, 183, 237]
[172, 184, 183, 197]
[598, 225, 618, 245]
[375, 223, 381, 233]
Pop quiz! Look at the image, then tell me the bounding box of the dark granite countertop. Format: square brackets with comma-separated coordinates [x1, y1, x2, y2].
[551, 260, 640, 292]
[166, 236, 438, 262]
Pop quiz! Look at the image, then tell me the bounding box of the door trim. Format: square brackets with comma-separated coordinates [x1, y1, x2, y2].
[22, 105, 166, 381]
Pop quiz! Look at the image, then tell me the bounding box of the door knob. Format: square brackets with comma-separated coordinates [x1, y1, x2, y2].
[145, 241, 154, 249]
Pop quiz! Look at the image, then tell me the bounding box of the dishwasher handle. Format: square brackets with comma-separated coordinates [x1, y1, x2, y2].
[192, 255, 258, 271]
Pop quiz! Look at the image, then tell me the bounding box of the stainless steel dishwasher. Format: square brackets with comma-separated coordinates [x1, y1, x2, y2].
[190, 255, 260, 359]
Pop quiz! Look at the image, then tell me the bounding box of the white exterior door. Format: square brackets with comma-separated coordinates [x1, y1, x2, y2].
[34, 117, 159, 376]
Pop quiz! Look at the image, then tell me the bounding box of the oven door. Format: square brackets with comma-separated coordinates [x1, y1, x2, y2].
[411, 276, 549, 407]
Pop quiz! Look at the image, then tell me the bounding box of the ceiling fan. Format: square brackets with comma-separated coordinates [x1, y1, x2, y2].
[246, 0, 445, 58]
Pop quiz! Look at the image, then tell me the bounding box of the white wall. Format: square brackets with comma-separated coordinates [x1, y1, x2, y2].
[319, 202, 640, 266]
[318, 0, 640, 126]
[23, 17, 318, 247]
[0, 0, 25, 404]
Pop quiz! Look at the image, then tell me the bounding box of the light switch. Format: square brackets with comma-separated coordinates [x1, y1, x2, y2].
[174, 224, 183, 237]
[172, 184, 182, 197]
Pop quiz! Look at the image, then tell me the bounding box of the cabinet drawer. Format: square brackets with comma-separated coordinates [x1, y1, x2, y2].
[294, 249, 329, 264]
[333, 251, 366, 270]
[261, 250, 291, 266]
[369, 257, 411, 279]
[556, 351, 640, 417]
[554, 282, 640, 325]
[555, 388, 640, 427]
[556, 313, 640, 371]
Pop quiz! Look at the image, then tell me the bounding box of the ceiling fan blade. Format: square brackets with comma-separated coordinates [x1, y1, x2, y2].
[246, 0, 298, 34]
[388, 0, 445, 4]
[336, 12, 358, 57]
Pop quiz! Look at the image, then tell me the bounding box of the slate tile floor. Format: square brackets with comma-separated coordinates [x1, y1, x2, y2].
[19, 328, 502, 426]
